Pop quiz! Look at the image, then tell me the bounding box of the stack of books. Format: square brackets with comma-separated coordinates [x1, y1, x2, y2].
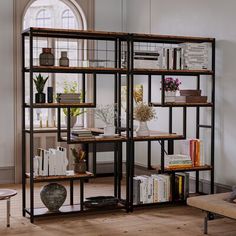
[72, 129, 93, 138]
[180, 139, 205, 167]
[133, 174, 171, 205]
[33, 147, 68, 177]
[161, 47, 182, 70]
[57, 93, 81, 104]
[134, 50, 161, 69]
[175, 90, 207, 103]
[165, 154, 193, 169]
[180, 42, 210, 70]
[175, 173, 190, 201]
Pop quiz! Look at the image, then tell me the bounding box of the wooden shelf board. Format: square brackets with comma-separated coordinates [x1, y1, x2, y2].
[151, 102, 213, 107]
[62, 135, 127, 144]
[24, 66, 127, 74]
[132, 33, 215, 43]
[132, 131, 184, 141]
[23, 27, 129, 38]
[25, 203, 126, 217]
[152, 165, 212, 173]
[25, 172, 94, 182]
[25, 102, 95, 108]
[133, 68, 213, 75]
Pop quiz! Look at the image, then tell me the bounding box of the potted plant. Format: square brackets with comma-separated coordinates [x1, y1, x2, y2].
[71, 147, 86, 174]
[33, 73, 49, 103]
[134, 103, 156, 136]
[162, 77, 181, 102]
[62, 82, 84, 128]
[95, 104, 117, 135]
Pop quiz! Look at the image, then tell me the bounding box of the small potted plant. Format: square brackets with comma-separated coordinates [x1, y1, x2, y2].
[95, 104, 117, 135]
[34, 73, 49, 103]
[162, 77, 181, 102]
[134, 103, 156, 136]
[62, 82, 84, 128]
[71, 147, 86, 174]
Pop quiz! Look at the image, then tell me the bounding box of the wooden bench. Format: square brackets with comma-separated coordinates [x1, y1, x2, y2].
[187, 192, 235, 234]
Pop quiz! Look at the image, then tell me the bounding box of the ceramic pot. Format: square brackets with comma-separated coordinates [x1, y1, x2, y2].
[104, 125, 115, 135]
[65, 116, 77, 128]
[165, 91, 176, 103]
[136, 121, 149, 136]
[59, 51, 69, 67]
[39, 48, 54, 66]
[35, 93, 46, 103]
[40, 183, 67, 212]
[74, 161, 87, 174]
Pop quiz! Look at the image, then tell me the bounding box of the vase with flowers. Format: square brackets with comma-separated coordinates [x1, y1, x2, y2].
[162, 77, 181, 102]
[95, 104, 117, 135]
[71, 147, 86, 174]
[134, 103, 156, 136]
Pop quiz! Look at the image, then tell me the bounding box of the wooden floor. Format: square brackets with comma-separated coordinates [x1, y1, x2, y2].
[0, 178, 236, 236]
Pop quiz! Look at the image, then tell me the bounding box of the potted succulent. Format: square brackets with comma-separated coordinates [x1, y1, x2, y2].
[71, 147, 86, 174]
[95, 104, 117, 135]
[134, 103, 156, 136]
[162, 77, 181, 102]
[62, 82, 84, 128]
[34, 74, 49, 103]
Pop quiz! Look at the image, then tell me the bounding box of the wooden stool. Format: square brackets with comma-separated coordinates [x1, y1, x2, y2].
[0, 189, 17, 227]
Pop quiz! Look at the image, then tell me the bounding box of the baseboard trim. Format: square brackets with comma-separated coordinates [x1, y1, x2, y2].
[0, 166, 15, 184]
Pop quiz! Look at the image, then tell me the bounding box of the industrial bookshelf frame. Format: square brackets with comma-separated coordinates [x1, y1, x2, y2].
[21, 27, 215, 222]
[21, 28, 130, 223]
[127, 33, 215, 211]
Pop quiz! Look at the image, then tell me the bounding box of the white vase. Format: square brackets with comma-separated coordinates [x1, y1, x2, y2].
[165, 91, 176, 103]
[104, 125, 115, 135]
[65, 116, 77, 128]
[136, 121, 149, 136]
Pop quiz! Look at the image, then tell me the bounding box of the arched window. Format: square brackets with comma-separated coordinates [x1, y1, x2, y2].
[36, 9, 51, 27]
[23, 0, 87, 128]
[62, 9, 76, 29]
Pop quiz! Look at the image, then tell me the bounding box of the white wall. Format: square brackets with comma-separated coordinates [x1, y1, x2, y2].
[0, 0, 14, 168]
[126, 0, 236, 186]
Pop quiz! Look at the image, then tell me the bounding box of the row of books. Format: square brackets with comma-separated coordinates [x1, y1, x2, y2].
[33, 147, 68, 177]
[180, 139, 205, 167]
[133, 173, 189, 205]
[133, 174, 171, 204]
[131, 42, 210, 70]
[57, 93, 81, 104]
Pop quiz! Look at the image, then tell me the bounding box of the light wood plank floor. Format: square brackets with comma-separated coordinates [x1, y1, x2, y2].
[0, 178, 236, 236]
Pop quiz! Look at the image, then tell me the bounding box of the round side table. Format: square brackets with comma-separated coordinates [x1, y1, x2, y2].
[0, 189, 17, 227]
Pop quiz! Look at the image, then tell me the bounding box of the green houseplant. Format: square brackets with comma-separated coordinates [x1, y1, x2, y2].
[63, 82, 85, 128]
[34, 73, 49, 103]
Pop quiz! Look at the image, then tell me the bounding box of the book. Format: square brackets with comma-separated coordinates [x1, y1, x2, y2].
[133, 177, 141, 205]
[180, 90, 202, 96]
[175, 96, 207, 103]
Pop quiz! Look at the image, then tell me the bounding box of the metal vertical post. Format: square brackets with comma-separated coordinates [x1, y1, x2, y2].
[29, 29, 34, 223]
[21, 34, 26, 217]
[211, 39, 216, 194]
[196, 75, 200, 193]
[147, 74, 152, 169]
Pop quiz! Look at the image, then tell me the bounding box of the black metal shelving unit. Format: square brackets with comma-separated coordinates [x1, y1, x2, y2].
[22, 27, 215, 222]
[22, 27, 130, 223]
[127, 33, 215, 211]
